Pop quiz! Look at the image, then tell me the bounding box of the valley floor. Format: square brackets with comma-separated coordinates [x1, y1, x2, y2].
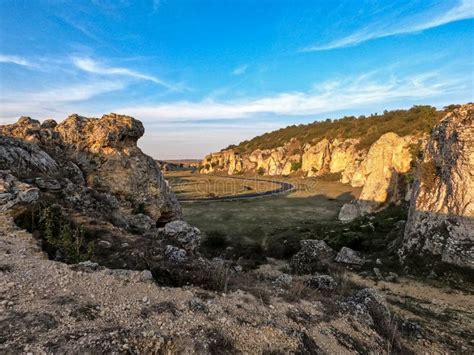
[166, 171, 361, 245]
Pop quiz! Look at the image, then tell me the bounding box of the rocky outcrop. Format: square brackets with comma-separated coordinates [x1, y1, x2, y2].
[400, 104, 474, 269]
[0, 171, 39, 215]
[0, 114, 181, 224]
[301, 139, 331, 176]
[338, 133, 414, 221]
[200, 138, 302, 176]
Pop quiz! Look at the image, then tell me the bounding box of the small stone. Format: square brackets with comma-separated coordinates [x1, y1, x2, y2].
[142, 296, 149, 303]
[335, 247, 365, 266]
[373, 267, 383, 280]
[98, 240, 112, 249]
[386, 272, 399, 282]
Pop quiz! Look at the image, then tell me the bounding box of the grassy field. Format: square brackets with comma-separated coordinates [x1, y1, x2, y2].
[165, 171, 363, 259]
[165, 171, 282, 199]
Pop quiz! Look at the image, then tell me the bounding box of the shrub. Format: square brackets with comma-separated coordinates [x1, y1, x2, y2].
[38, 204, 92, 263]
[202, 231, 229, 250]
[291, 161, 302, 172]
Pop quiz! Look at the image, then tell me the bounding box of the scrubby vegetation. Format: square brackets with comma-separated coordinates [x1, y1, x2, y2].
[226, 105, 446, 153]
[15, 204, 93, 263]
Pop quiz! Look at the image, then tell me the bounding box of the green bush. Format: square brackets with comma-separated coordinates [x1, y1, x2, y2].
[202, 230, 229, 250]
[291, 161, 302, 172]
[38, 205, 92, 263]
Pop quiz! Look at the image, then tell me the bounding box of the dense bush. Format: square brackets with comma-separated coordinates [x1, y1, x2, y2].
[291, 161, 302, 172]
[225, 105, 445, 154]
[38, 204, 92, 263]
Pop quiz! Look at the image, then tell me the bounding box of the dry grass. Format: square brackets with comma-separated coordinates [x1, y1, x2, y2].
[165, 171, 279, 199]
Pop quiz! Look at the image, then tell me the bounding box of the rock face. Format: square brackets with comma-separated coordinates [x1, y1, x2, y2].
[301, 139, 331, 176]
[0, 114, 181, 224]
[200, 139, 302, 176]
[400, 104, 474, 269]
[290, 240, 335, 274]
[338, 133, 414, 221]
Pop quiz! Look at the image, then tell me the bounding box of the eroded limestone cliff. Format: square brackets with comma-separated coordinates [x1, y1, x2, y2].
[0, 114, 181, 225]
[400, 104, 474, 269]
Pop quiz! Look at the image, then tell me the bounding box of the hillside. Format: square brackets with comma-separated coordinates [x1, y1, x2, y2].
[225, 105, 451, 154]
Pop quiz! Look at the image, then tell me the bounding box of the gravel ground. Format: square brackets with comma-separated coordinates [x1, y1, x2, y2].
[0, 214, 386, 354]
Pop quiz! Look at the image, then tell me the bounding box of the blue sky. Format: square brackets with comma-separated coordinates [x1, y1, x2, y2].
[0, 0, 473, 159]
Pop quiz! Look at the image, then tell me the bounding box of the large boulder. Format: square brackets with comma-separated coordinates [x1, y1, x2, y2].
[346, 288, 391, 327]
[400, 104, 474, 269]
[335, 247, 365, 266]
[1, 114, 181, 224]
[159, 220, 201, 252]
[290, 239, 335, 274]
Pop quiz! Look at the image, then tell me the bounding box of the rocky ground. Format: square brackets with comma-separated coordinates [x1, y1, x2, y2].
[2, 214, 473, 353]
[1, 106, 472, 353]
[1, 214, 392, 353]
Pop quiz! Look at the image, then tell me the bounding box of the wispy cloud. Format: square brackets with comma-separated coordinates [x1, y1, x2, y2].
[72, 57, 176, 89]
[116, 70, 465, 121]
[232, 64, 248, 75]
[302, 0, 474, 51]
[0, 54, 31, 67]
[0, 81, 125, 120]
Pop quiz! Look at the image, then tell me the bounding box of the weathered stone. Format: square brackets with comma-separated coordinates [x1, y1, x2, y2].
[338, 202, 361, 222]
[0, 171, 39, 215]
[339, 132, 414, 221]
[302, 139, 331, 176]
[159, 220, 201, 252]
[290, 240, 335, 274]
[400, 104, 474, 269]
[335, 247, 365, 266]
[164, 245, 188, 264]
[129, 213, 155, 233]
[273, 274, 293, 287]
[346, 288, 390, 327]
[1, 114, 182, 225]
[304, 274, 337, 291]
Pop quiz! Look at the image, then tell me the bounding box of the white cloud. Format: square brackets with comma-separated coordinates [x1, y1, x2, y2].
[303, 0, 474, 51]
[0, 54, 31, 67]
[116, 70, 464, 122]
[0, 81, 125, 120]
[72, 57, 175, 89]
[232, 64, 248, 75]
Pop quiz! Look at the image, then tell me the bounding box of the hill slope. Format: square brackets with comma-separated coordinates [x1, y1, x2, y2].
[226, 105, 449, 154]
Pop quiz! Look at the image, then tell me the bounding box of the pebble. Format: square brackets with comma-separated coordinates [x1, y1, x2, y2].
[142, 296, 149, 303]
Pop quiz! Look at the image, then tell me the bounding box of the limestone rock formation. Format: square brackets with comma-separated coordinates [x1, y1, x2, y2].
[301, 139, 331, 176]
[0, 114, 181, 224]
[339, 133, 413, 221]
[400, 104, 474, 269]
[0, 171, 39, 215]
[200, 139, 302, 176]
